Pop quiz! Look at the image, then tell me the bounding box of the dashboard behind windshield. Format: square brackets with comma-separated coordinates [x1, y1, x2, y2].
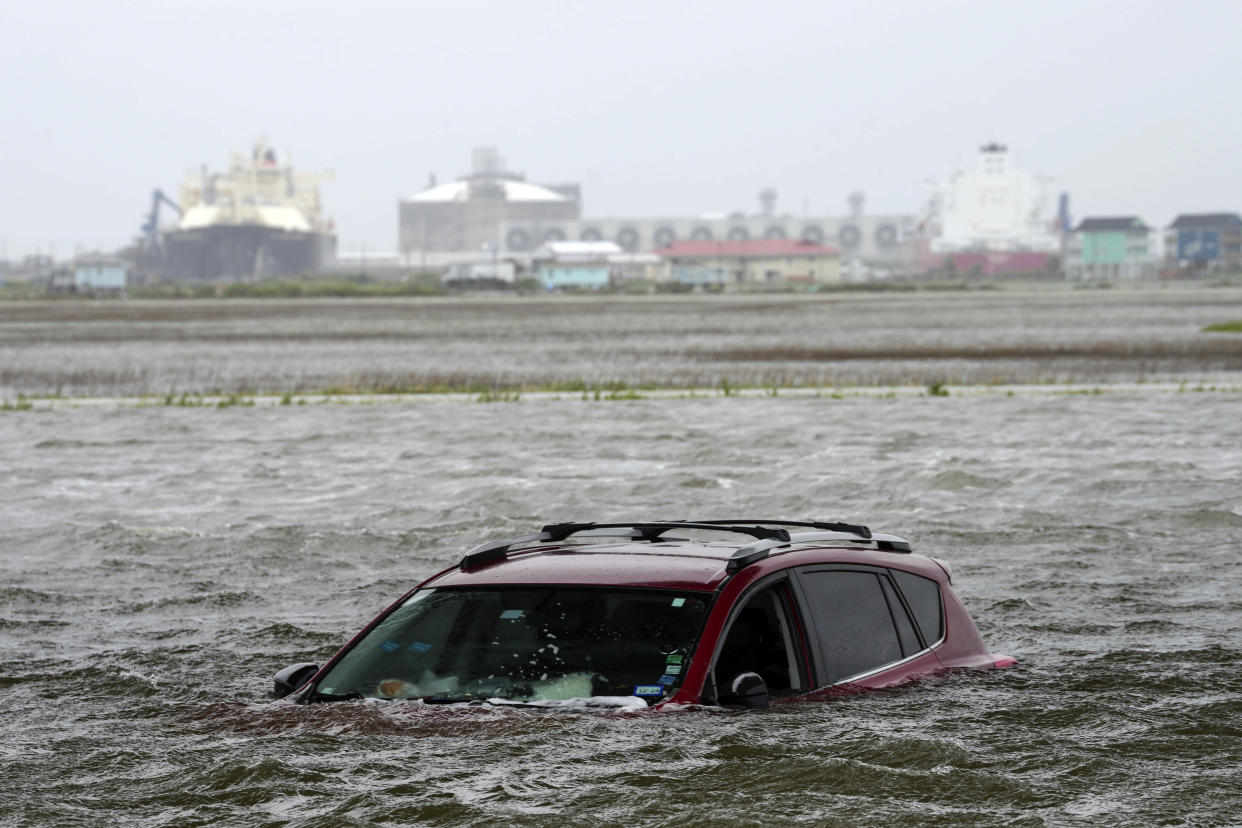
[313, 586, 710, 703]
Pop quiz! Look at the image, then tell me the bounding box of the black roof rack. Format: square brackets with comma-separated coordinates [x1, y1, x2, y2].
[674, 518, 872, 540]
[456, 519, 908, 573]
[459, 521, 791, 570]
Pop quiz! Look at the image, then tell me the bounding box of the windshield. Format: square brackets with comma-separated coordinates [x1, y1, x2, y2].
[313, 586, 710, 704]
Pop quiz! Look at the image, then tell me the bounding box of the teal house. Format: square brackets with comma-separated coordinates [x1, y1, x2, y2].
[73, 261, 128, 292]
[532, 241, 619, 290]
[1064, 217, 1154, 280]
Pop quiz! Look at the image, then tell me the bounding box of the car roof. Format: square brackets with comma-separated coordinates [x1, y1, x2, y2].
[421, 521, 947, 591]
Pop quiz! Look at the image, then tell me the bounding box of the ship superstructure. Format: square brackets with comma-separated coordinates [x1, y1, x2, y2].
[160, 141, 335, 281]
[922, 143, 1060, 254]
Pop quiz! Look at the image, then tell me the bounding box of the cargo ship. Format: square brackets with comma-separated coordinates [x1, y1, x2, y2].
[157, 141, 335, 281]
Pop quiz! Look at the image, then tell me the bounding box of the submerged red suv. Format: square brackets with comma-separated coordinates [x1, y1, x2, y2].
[274, 520, 1014, 708]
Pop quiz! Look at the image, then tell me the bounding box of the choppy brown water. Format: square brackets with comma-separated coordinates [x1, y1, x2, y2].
[3, 390, 1241, 826]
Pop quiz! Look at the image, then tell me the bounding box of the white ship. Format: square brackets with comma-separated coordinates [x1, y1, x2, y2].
[160, 140, 335, 280]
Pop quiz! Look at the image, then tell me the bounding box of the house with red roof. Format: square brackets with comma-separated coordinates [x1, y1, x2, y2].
[659, 239, 841, 287]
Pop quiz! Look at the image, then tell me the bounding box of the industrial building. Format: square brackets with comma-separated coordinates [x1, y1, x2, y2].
[401, 148, 914, 269]
[399, 148, 581, 254]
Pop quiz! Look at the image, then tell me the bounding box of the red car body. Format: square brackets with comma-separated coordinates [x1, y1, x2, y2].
[275, 521, 1014, 707]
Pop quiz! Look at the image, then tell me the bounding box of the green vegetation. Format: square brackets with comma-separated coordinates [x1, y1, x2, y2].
[130, 283, 220, 299]
[120, 273, 446, 299]
[476, 388, 521, 403]
[218, 274, 445, 299]
[1204, 320, 1242, 333]
[926, 381, 950, 397]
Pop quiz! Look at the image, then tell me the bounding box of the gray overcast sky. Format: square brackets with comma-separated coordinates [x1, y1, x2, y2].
[2, 0, 1239, 258]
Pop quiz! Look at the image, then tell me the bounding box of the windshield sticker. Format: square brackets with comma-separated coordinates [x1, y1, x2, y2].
[406, 641, 432, 653]
[657, 674, 676, 686]
[665, 654, 683, 665]
[499, 609, 525, 620]
[665, 665, 682, 675]
[378, 640, 400, 653]
[633, 685, 664, 696]
[671, 597, 686, 607]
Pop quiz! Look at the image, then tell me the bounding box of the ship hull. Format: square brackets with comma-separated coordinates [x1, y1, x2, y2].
[160, 225, 335, 281]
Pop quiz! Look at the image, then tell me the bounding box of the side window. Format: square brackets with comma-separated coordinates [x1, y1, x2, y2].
[891, 570, 944, 644]
[879, 575, 921, 656]
[799, 570, 903, 684]
[713, 584, 803, 694]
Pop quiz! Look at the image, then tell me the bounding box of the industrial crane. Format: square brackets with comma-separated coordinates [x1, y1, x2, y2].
[140, 189, 182, 248]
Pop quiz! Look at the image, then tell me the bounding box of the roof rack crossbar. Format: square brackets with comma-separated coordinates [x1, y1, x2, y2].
[459, 521, 793, 571]
[679, 518, 872, 540]
[541, 521, 792, 543]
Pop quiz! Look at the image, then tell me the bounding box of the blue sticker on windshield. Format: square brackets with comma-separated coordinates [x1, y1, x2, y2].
[657, 674, 676, 686]
[633, 685, 664, 696]
[379, 640, 400, 653]
[499, 609, 525, 620]
[407, 641, 432, 653]
[671, 597, 686, 607]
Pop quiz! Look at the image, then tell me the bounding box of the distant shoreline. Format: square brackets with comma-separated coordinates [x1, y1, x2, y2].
[2, 272, 1242, 303]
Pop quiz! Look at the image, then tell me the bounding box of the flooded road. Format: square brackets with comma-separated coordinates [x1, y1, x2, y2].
[3, 391, 1240, 825]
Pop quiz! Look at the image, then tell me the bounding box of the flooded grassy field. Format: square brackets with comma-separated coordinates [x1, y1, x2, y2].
[2, 288, 1241, 825]
[3, 286, 1242, 398]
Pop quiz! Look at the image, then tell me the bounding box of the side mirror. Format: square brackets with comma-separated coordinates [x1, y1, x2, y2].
[721, 671, 770, 709]
[273, 662, 318, 699]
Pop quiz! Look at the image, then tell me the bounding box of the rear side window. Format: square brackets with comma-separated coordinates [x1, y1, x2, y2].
[799, 570, 903, 684]
[878, 575, 921, 656]
[891, 570, 944, 644]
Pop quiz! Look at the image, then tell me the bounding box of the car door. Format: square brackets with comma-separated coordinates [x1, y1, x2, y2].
[708, 576, 812, 701]
[790, 565, 929, 687]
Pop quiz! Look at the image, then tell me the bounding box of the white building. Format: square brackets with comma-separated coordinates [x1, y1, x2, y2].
[925, 143, 1061, 253]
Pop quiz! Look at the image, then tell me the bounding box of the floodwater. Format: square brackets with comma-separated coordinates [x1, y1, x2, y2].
[3, 286, 1242, 398]
[2, 289, 1242, 825]
[3, 391, 1241, 826]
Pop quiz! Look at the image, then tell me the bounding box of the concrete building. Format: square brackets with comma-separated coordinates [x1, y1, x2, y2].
[660, 239, 841, 287]
[400, 148, 581, 254]
[500, 196, 913, 267]
[1064, 217, 1155, 280]
[1166, 213, 1242, 273]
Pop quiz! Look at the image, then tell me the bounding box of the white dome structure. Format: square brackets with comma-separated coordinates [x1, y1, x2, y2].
[399, 147, 581, 253]
[408, 179, 570, 204]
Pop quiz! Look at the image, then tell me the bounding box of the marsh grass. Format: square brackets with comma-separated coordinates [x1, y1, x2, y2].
[4, 291, 1242, 398]
[1204, 320, 1242, 333]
